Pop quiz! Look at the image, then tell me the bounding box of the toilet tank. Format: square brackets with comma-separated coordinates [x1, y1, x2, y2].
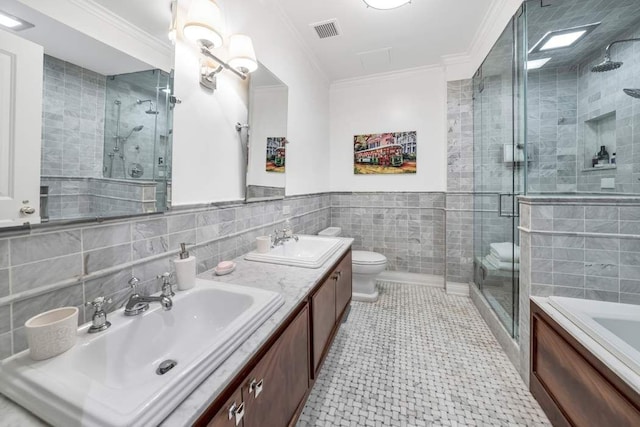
[318, 227, 341, 237]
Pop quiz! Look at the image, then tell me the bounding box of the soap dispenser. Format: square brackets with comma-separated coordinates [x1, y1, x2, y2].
[173, 243, 196, 291]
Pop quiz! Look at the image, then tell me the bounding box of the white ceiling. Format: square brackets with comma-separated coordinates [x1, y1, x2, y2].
[276, 0, 495, 81]
[1, 0, 171, 75]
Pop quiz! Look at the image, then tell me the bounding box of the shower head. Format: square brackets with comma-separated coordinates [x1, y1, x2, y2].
[137, 99, 159, 115]
[123, 125, 144, 140]
[624, 89, 640, 99]
[591, 56, 623, 72]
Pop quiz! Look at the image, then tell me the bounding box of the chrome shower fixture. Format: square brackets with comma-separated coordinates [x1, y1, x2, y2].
[123, 125, 144, 140]
[591, 38, 640, 72]
[235, 122, 249, 132]
[624, 89, 640, 99]
[137, 99, 160, 115]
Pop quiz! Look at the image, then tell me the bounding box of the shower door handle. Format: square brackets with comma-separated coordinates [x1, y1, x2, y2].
[498, 193, 519, 218]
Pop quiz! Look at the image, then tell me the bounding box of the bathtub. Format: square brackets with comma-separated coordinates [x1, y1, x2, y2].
[548, 296, 640, 378]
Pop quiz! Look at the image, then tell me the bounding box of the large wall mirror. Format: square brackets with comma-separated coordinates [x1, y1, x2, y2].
[0, 0, 174, 227]
[245, 62, 288, 202]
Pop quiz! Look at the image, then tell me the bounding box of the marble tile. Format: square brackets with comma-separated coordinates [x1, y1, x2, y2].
[0, 268, 8, 298]
[0, 304, 10, 334]
[11, 254, 83, 294]
[0, 332, 11, 359]
[298, 284, 550, 427]
[0, 239, 8, 268]
[83, 243, 131, 274]
[167, 214, 196, 233]
[132, 237, 169, 260]
[10, 231, 81, 266]
[12, 284, 83, 327]
[82, 223, 131, 251]
[132, 218, 167, 241]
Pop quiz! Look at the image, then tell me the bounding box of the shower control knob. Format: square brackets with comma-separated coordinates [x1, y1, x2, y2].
[20, 206, 35, 215]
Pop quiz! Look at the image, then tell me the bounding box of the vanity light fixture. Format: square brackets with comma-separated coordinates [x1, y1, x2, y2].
[529, 22, 600, 54]
[363, 0, 411, 10]
[183, 0, 258, 91]
[0, 10, 34, 31]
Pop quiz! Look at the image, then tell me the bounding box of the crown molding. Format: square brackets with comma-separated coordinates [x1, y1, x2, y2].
[68, 0, 172, 59]
[330, 63, 443, 89]
[439, 0, 523, 81]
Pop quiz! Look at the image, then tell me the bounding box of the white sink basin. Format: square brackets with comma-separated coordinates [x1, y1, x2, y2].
[0, 279, 284, 427]
[245, 235, 343, 268]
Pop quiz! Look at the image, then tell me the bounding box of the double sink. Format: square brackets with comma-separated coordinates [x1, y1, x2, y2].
[0, 235, 343, 427]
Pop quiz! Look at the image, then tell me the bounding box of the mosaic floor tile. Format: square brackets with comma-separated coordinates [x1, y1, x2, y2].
[297, 283, 550, 427]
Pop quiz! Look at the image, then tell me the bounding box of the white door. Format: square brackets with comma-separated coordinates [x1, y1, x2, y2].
[0, 28, 43, 227]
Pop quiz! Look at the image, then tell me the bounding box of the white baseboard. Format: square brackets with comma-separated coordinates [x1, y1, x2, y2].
[378, 271, 444, 287]
[376, 271, 470, 296]
[446, 281, 470, 296]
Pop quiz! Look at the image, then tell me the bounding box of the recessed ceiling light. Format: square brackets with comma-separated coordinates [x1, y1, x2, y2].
[363, 0, 411, 10]
[527, 57, 552, 70]
[0, 10, 34, 31]
[529, 22, 600, 54]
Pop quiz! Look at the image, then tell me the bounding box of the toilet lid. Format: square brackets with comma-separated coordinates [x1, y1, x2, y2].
[352, 250, 387, 265]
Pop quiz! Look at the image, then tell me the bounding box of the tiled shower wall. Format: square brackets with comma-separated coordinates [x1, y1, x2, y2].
[526, 24, 640, 194]
[446, 80, 474, 284]
[41, 55, 106, 178]
[0, 194, 330, 358]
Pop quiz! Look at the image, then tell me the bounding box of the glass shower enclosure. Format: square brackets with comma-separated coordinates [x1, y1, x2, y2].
[473, 7, 526, 338]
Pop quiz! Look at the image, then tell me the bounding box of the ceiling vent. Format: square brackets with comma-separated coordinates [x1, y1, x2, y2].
[310, 19, 341, 39]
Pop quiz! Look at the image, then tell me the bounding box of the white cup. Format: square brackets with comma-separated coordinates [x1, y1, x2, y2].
[256, 236, 271, 253]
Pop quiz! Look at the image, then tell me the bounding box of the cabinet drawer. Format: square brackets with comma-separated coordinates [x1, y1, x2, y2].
[242, 306, 309, 427]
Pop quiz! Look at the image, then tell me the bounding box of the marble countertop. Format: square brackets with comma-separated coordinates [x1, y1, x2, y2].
[0, 238, 353, 427]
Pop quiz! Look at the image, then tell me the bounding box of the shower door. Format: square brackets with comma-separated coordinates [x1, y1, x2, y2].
[473, 7, 526, 339]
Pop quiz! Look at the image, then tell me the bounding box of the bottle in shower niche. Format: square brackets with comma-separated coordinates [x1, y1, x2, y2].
[173, 243, 196, 290]
[598, 145, 609, 165]
[611, 152, 616, 165]
[592, 152, 599, 168]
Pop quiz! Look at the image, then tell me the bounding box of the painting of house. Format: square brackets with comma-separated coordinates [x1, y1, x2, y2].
[353, 131, 416, 174]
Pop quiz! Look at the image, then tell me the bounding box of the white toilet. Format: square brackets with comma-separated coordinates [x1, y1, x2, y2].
[318, 227, 387, 302]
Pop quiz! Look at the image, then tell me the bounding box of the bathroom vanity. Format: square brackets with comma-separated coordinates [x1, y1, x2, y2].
[196, 249, 352, 426]
[0, 238, 354, 427]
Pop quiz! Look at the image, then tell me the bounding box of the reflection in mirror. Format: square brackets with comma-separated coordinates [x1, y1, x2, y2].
[245, 62, 288, 202]
[1, 0, 174, 225]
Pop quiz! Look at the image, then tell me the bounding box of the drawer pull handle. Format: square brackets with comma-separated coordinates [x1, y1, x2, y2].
[249, 378, 264, 398]
[228, 401, 244, 425]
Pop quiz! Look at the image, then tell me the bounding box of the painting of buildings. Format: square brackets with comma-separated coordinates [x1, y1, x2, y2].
[353, 131, 417, 174]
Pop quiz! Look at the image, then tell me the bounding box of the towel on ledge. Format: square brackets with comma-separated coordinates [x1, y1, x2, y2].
[485, 254, 520, 271]
[490, 242, 520, 262]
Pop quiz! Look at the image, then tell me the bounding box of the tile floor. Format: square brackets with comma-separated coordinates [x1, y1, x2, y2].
[297, 282, 550, 426]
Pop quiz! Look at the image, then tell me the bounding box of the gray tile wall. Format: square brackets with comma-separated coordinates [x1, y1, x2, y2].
[0, 194, 330, 358]
[526, 67, 579, 193]
[41, 177, 157, 220]
[330, 193, 445, 275]
[446, 80, 474, 284]
[522, 199, 640, 303]
[41, 55, 106, 178]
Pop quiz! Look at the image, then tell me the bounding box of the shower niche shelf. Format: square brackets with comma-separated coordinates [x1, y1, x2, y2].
[582, 111, 616, 170]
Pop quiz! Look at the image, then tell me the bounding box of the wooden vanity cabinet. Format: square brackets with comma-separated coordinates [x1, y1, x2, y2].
[196, 249, 353, 427]
[242, 306, 309, 427]
[334, 250, 352, 321]
[311, 250, 352, 375]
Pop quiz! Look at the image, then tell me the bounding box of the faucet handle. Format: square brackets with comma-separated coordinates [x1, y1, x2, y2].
[85, 296, 112, 311]
[128, 276, 141, 292]
[157, 272, 175, 297]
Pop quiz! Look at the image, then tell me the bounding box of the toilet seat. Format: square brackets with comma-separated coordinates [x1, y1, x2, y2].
[352, 250, 387, 266]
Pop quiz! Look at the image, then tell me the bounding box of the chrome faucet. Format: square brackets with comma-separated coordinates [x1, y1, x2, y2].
[124, 275, 173, 317]
[271, 224, 299, 247]
[85, 296, 113, 333]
